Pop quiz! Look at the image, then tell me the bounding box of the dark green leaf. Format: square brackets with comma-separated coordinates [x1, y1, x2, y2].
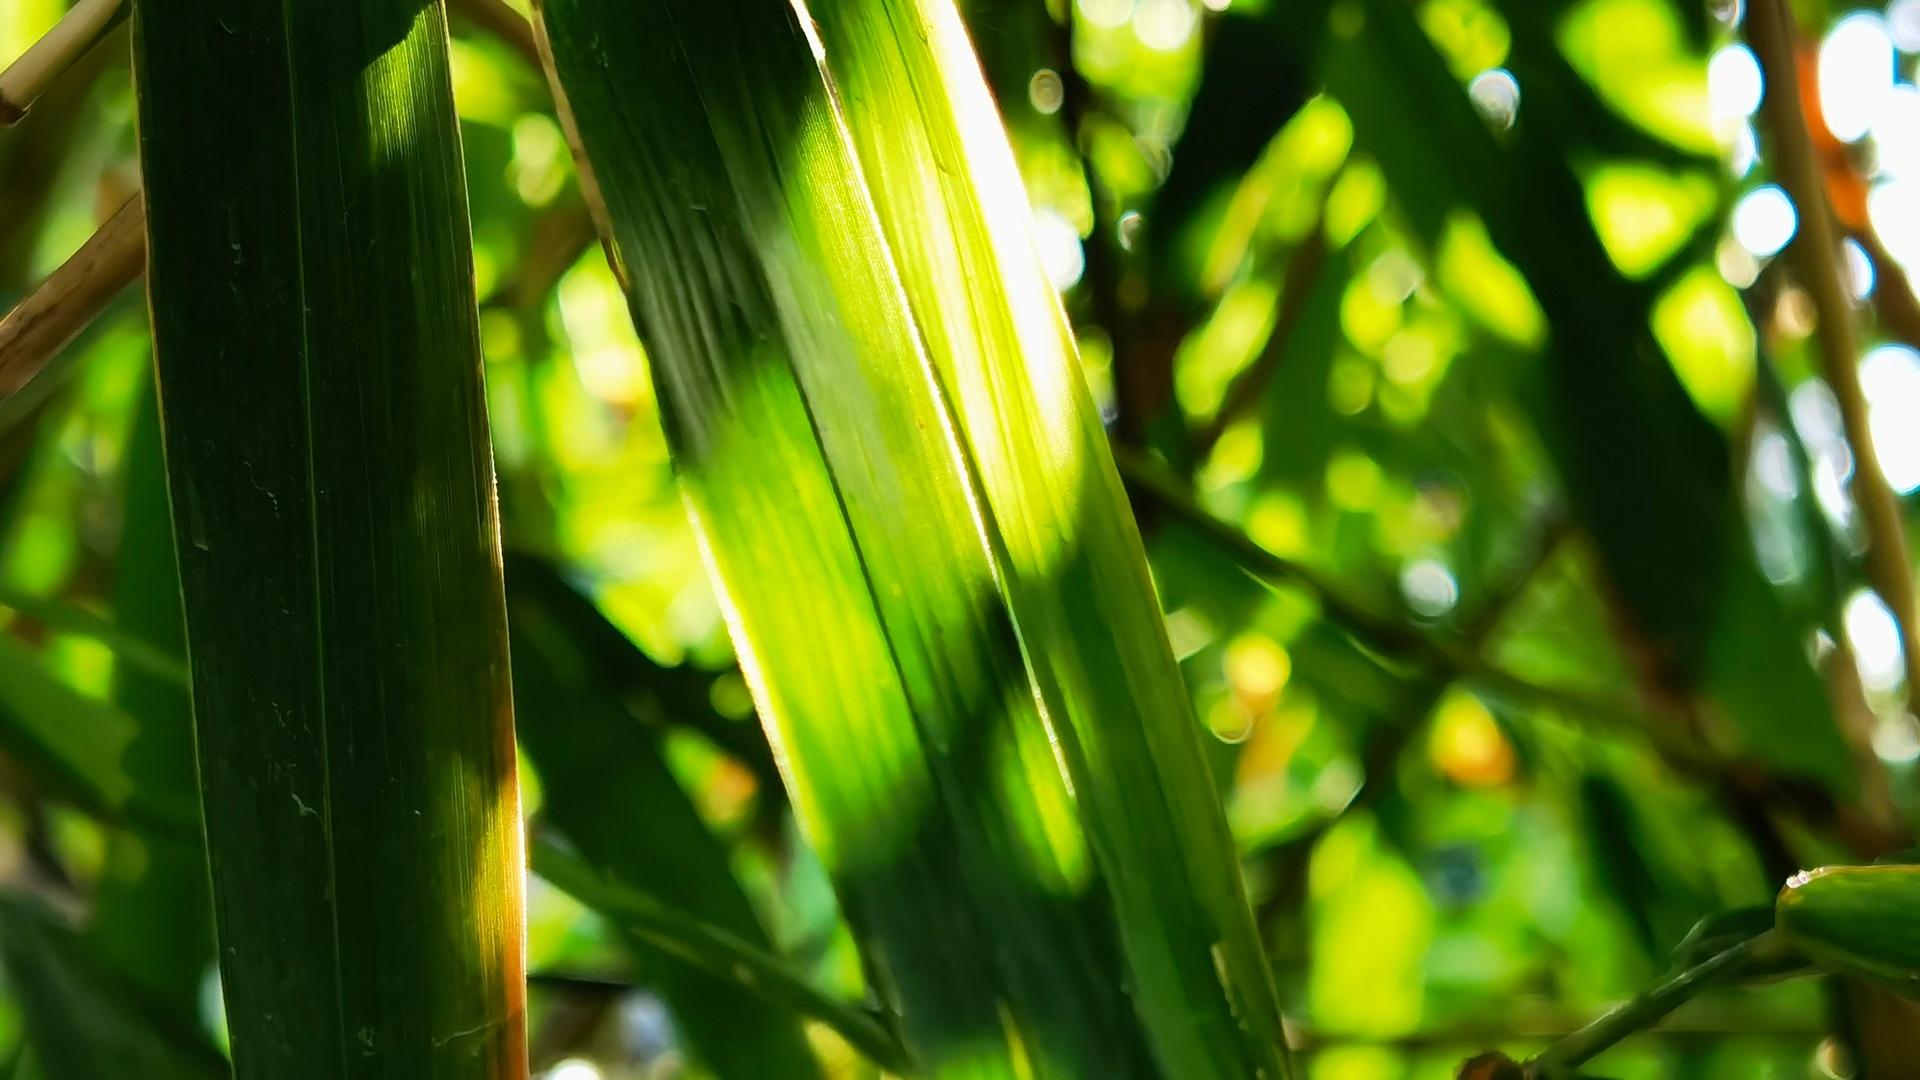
[131, 0, 524, 1074]
[507, 555, 826, 1078]
[0, 893, 224, 1080]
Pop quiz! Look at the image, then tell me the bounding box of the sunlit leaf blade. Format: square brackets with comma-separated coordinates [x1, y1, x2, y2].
[131, 1, 525, 1074]
[533, 0, 1288, 1072]
[0, 894, 225, 1080]
[531, 836, 910, 1074]
[504, 554, 781, 797]
[85, 383, 212, 1016]
[805, 0, 1291, 1073]
[506, 555, 827, 1079]
[1778, 865, 1920, 997]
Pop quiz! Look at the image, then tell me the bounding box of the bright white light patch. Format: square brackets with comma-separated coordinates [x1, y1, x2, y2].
[1078, 0, 1133, 29]
[1871, 85, 1920, 177]
[1891, 0, 1920, 52]
[546, 1060, 603, 1080]
[1135, 0, 1196, 50]
[1753, 428, 1798, 497]
[1846, 589, 1907, 693]
[1729, 122, 1759, 178]
[1846, 237, 1876, 299]
[1731, 184, 1797, 257]
[1820, 12, 1895, 143]
[1468, 68, 1521, 130]
[1032, 209, 1086, 291]
[1861, 343, 1920, 493]
[1401, 559, 1460, 617]
[1709, 44, 1764, 122]
[1874, 714, 1920, 764]
[1870, 179, 1920, 266]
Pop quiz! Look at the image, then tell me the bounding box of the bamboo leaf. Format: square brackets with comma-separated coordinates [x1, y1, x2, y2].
[85, 382, 213, 1019]
[507, 555, 828, 1079]
[805, 0, 1291, 1071]
[0, 894, 225, 1080]
[531, 836, 910, 1074]
[505, 552, 781, 797]
[130, 1, 524, 1075]
[0, 584, 185, 690]
[1777, 865, 1920, 997]
[0, 633, 189, 829]
[531, 0, 1288, 1074]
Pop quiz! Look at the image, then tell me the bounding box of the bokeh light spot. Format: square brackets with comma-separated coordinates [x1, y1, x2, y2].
[1819, 12, 1895, 143]
[1031, 208, 1086, 291]
[1861, 343, 1920, 493]
[1468, 68, 1520, 129]
[1731, 184, 1796, 258]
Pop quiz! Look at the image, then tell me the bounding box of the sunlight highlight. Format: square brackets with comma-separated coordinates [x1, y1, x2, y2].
[1861, 344, 1920, 494]
[1846, 589, 1906, 694]
[1731, 184, 1796, 258]
[1819, 12, 1895, 143]
[1708, 43, 1763, 125]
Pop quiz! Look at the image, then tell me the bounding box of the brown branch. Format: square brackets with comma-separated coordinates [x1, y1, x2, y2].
[0, 195, 144, 409]
[1748, 0, 1920, 722]
[1853, 227, 1920, 353]
[1192, 219, 1328, 459]
[0, 0, 122, 126]
[446, 0, 544, 72]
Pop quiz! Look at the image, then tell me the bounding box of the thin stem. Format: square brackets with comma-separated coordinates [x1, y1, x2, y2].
[1747, 0, 1920, 720]
[1111, 446, 1825, 797]
[0, 0, 123, 125]
[1524, 933, 1779, 1076]
[531, 835, 912, 1075]
[1192, 218, 1329, 459]
[0, 196, 144, 409]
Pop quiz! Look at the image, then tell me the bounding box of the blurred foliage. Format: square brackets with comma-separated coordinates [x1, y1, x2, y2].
[4, 0, 1920, 1075]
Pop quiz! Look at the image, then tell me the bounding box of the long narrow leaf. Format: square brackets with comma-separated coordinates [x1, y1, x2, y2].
[532, 0, 1288, 1074]
[507, 555, 828, 1079]
[0, 634, 189, 829]
[0, 894, 225, 1080]
[806, 1, 1292, 1072]
[85, 382, 212, 1015]
[130, 1, 524, 1074]
[533, 0, 1150, 1073]
[531, 836, 909, 1074]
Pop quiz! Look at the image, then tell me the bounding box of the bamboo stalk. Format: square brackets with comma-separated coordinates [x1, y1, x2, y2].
[0, 196, 143, 408]
[0, 0, 122, 124]
[1747, 0, 1920, 718]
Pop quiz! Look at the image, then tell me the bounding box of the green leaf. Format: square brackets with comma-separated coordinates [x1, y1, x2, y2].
[531, 0, 1289, 1071]
[506, 555, 828, 1079]
[531, 836, 908, 1074]
[1777, 865, 1920, 998]
[1671, 906, 1810, 981]
[1322, 0, 1852, 790]
[0, 586, 186, 691]
[0, 633, 189, 829]
[807, 0, 1291, 1070]
[131, 1, 524, 1075]
[86, 382, 214, 1019]
[0, 894, 225, 1080]
[504, 552, 781, 798]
